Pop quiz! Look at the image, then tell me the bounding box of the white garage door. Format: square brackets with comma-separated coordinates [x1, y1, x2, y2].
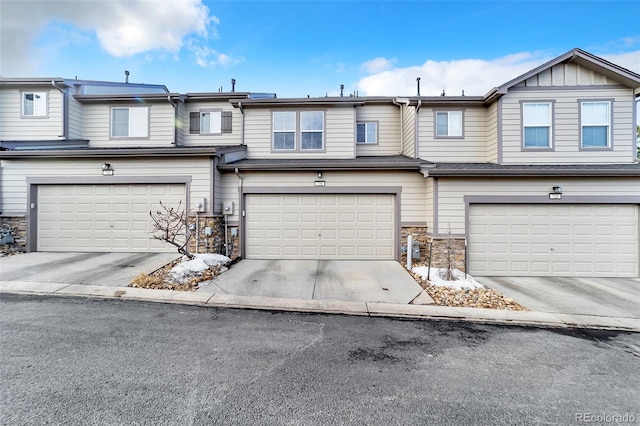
[245, 194, 395, 260]
[469, 204, 638, 277]
[38, 184, 186, 252]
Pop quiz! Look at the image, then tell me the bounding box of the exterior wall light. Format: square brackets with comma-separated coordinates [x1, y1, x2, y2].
[552, 186, 562, 194]
[317, 171, 323, 178]
[102, 163, 114, 176]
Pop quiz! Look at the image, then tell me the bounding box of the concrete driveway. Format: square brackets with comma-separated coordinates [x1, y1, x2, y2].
[476, 276, 640, 318]
[198, 260, 424, 304]
[0, 252, 179, 287]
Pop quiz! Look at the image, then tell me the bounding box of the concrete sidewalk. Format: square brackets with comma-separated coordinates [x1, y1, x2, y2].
[1, 280, 638, 332]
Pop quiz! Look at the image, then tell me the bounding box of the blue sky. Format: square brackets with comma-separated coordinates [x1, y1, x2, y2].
[1, 0, 639, 98]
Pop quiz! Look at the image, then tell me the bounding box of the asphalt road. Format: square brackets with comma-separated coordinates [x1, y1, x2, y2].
[1, 294, 638, 426]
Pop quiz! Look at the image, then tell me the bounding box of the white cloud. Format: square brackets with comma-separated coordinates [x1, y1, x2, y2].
[0, 0, 221, 75]
[601, 51, 640, 73]
[357, 49, 640, 97]
[361, 57, 396, 74]
[186, 41, 244, 68]
[357, 51, 553, 96]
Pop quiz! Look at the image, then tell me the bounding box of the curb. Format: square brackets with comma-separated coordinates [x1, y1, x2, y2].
[1, 281, 639, 332]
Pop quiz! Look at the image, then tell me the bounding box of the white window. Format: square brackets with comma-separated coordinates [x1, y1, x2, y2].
[356, 122, 377, 144]
[201, 111, 222, 134]
[435, 111, 462, 137]
[22, 92, 47, 117]
[523, 102, 552, 148]
[581, 101, 610, 148]
[273, 111, 296, 150]
[300, 111, 324, 150]
[111, 107, 149, 138]
[189, 110, 232, 134]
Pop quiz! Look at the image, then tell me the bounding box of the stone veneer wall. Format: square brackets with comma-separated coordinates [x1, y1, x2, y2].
[187, 215, 241, 260]
[187, 215, 224, 256]
[0, 215, 27, 255]
[401, 226, 466, 272]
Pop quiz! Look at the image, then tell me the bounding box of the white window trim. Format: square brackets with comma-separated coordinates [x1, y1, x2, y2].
[356, 121, 378, 144]
[579, 99, 613, 150]
[434, 110, 464, 138]
[271, 110, 325, 152]
[521, 100, 555, 151]
[21, 91, 48, 118]
[110, 106, 150, 139]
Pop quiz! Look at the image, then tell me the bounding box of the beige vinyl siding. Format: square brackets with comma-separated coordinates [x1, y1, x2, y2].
[244, 107, 355, 159]
[435, 177, 640, 234]
[425, 178, 434, 232]
[1, 157, 212, 214]
[515, 63, 620, 88]
[181, 101, 242, 146]
[68, 87, 83, 139]
[355, 104, 400, 156]
[501, 87, 634, 164]
[0, 87, 63, 141]
[213, 158, 222, 213]
[417, 106, 487, 162]
[401, 105, 416, 158]
[83, 103, 176, 147]
[219, 170, 426, 224]
[486, 102, 498, 163]
[175, 101, 184, 146]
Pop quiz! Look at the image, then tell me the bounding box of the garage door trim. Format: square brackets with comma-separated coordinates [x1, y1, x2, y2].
[26, 175, 192, 252]
[464, 195, 640, 277]
[242, 186, 402, 260]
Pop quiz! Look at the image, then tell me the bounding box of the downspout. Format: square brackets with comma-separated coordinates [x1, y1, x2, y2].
[238, 102, 245, 145]
[392, 98, 408, 155]
[168, 95, 178, 146]
[415, 99, 422, 159]
[51, 81, 67, 140]
[235, 167, 244, 258]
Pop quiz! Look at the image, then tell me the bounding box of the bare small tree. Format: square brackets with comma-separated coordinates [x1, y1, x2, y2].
[444, 225, 455, 281]
[150, 201, 194, 259]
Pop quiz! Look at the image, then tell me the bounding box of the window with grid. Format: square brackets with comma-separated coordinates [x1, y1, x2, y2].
[581, 101, 610, 148]
[522, 102, 552, 148]
[273, 111, 296, 150]
[300, 111, 324, 150]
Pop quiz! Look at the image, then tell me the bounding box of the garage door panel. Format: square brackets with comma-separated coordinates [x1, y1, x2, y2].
[37, 184, 185, 252]
[469, 204, 638, 277]
[246, 194, 395, 260]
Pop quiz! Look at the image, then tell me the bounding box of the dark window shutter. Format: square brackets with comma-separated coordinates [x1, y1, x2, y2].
[190, 112, 200, 134]
[221, 111, 232, 133]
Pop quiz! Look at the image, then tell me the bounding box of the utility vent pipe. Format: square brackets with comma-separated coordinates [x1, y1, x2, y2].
[406, 234, 413, 270]
[231, 79, 236, 92]
[416, 77, 421, 96]
[340, 84, 344, 97]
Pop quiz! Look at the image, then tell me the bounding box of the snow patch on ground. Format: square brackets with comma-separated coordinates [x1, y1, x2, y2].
[168, 254, 231, 284]
[412, 267, 484, 290]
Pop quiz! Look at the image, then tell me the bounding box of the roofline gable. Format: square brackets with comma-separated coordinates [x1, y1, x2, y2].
[484, 48, 640, 103]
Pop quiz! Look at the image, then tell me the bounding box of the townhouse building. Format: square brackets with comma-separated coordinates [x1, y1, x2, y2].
[1, 48, 639, 278]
